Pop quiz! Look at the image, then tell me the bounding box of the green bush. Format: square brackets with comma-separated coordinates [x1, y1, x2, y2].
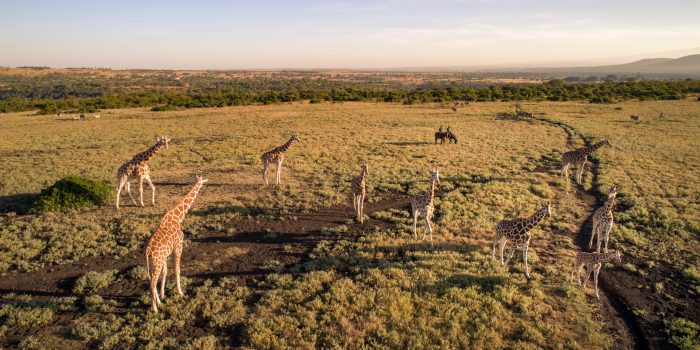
[33, 176, 113, 212]
[73, 270, 117, 295]
[151, 104, 178, 112]
[665, 318, 700, 350]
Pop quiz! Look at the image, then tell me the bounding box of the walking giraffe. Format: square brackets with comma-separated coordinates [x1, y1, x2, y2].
[492, 202, 552, 278]
[261, 134, 300, 185]
[560, 140, 611, 185]
[351, 163, 368, 223]
[115, 136, 170, 209]
[571, 250, 622, 299]
[590, 185, 618, 253]
[145, 175, 208, 313]
[411, 167, 440, 246]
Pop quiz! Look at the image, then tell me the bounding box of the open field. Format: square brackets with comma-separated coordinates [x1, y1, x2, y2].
[0, 100, 698, 349]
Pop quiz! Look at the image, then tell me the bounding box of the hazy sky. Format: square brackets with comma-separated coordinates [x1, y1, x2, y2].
[1, 0, 699, 69]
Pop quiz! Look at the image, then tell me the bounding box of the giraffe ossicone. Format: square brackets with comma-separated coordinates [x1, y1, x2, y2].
[491, 202, 552, 278]
[115, 135, 170, 209]
[145, 175, 207, 313]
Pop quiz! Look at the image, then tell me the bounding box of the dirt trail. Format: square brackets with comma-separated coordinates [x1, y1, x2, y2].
[534, 116, 646, 350]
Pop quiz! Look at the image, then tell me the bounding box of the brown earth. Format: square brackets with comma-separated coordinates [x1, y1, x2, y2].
[0, 195, 410, 348]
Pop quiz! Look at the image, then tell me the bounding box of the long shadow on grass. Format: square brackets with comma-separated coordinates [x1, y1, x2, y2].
[0, 193, 37, 214]
[383, 141, 432, 146]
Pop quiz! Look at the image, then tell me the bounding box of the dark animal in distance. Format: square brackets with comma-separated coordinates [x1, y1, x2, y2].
[630, 115, 640, 122]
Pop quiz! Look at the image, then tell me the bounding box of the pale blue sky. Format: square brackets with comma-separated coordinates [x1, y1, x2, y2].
[1, 0, 699, 69]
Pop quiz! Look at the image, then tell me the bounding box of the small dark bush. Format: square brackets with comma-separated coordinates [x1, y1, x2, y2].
[33, 176, 113, 212]
[151, 104, 178, 112]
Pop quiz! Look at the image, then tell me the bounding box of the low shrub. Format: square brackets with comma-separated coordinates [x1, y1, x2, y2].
[73, 270, 117, 295]
[33, 176, 113, 212]
[665, 318, 700, 350]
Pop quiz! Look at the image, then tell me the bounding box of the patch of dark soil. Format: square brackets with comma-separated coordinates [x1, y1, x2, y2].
[0, 195, 411, 348]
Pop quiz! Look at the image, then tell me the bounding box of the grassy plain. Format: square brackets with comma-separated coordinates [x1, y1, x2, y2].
[0, 100, 698, 349]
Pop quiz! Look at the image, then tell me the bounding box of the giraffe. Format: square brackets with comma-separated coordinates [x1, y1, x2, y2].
[492, 202, 552, 278]
[261, 134, 300, 185]
[570, 250, 622, 299]
[145, 175, 208, 313]
[115, 136, 170, 209]
[351, 163, 369, 223]
[590, 185, 618, 253]
[560, 139, 611, 185]
[411, 167, 440, 246]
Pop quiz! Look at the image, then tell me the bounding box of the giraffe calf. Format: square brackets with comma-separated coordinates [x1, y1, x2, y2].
[570, 250, 622, 299]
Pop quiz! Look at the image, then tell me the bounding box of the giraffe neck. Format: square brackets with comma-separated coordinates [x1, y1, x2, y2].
[523, 206, 547, 231]
[426, 178, 437, 204]
[603, 194, 616, 213]
[173, 182, 204, 222]
[134, 142, 164, 164]
[598, 251, 618, 263]
[583, 141, 607, 155]
[278, 137, 296, 153]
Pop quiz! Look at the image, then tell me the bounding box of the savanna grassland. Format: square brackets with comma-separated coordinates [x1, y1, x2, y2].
[0, 100, 698, 349]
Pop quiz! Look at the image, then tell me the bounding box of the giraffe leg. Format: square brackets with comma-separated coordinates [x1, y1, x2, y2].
[276, 159, 283, 185]
[590, 218, 599, 250]
[523, 240, 530, 278]
[583, 267, 592, 288]
[499, 240, 507, 265]
[353, 194, 358, 212]
[145, 174, 156, 206]
[150, 262, 163, 312]
[138, 176, 145, 206]
[175, 243, 184, 296]
[577, 265, 584, 285]
[491, 236, 497, 260]
[359, 194, 364, 223]
[594, 264, 602, 299]
[116, 178, 128, 209]
[603, 221, 612, 253]
[125, 181, 138, 206]
[503, 242, 516, 266]
[425, 215, 434, 247]
[577, 160, 587, 185]
[262, 160, 269, 185]
[160, 261, 167, 299]
[560, 162, 569, 180]
[412, 209, 418, 239]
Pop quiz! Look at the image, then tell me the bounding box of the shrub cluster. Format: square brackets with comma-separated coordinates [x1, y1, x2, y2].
[33, 176, 113, 212]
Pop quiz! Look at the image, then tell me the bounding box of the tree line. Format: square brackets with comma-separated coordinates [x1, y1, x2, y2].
[1, 79, 698, 114]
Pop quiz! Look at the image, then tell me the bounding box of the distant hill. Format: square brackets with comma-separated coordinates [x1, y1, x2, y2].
[525, 54, 700, 78]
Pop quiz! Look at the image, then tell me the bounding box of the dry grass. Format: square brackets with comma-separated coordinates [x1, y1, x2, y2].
[0, 100, 698, 348]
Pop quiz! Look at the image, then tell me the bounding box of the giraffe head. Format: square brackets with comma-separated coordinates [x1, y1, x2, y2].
[361, 163, 369, 175]
[157, 135, 171, 149]
[195, 174, 209, 184]
[609, 250, 622, 263]
[291, 133, 300, 142]
[431, 166, 440, 183]
[607, 185, 618, 198]
[601, 139, 611, 148]
[543, 201, 553, 217]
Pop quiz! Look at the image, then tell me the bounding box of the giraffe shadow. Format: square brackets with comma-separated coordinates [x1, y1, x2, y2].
[190, 204, 270, 217]
[384, 141, 432, 146]
[428, 274, 511, 294]
[0, 193, 37, 214]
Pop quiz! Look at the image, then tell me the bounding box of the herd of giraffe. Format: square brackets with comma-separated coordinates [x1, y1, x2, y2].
[112, 130, 621, 312]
